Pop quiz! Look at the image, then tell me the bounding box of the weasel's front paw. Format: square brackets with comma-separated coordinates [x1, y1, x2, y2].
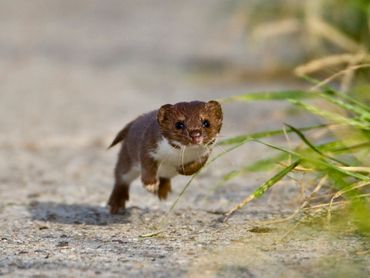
[144, 180, 160, 194]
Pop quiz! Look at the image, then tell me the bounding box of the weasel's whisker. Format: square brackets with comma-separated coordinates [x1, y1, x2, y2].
[204, 144, 212, 155]
[215, 144, 228, 155]
[200, 140, 215, 163]
[181, 146, 186, 173]
[176, 144, 183, 166]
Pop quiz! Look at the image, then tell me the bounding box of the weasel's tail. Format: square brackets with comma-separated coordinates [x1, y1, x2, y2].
[108, 121, 133, 149]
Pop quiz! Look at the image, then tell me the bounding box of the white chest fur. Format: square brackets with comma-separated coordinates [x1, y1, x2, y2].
[150, 138, 211, 178]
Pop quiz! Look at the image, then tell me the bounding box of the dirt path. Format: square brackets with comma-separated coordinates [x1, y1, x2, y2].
[1, 1, 369, 277]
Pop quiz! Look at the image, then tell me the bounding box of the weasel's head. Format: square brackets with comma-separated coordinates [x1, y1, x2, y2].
[157, 100, 223, 146]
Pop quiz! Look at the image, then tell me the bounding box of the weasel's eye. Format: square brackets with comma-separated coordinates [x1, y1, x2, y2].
[202, 119, 210, 128]
[175, 122, 185, 130]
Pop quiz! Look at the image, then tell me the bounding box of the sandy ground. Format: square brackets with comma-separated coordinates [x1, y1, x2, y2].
[0, 1, 369, 277]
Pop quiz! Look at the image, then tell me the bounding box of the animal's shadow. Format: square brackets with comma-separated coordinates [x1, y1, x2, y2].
[27, 201, 149, 225]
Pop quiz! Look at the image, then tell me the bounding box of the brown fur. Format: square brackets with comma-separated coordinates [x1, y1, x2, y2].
[108, 101, 223, 214]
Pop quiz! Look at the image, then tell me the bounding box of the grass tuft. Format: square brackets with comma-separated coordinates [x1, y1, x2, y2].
[216, 67, 369, 235]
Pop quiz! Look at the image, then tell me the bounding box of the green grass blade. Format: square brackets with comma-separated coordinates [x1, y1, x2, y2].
[299, 74, 370, 112]
[318, 91, 370, 120]
[217, 139, 368, 190]
[219, 140, 368, 187]
[326, 89, 370, 113]
[218, 124, 327, 145]
[219, 140, 350, 185]
[285, 123, 348, 166]
[252, 160, 301, 198]
[224, 159, 301, 221]
[255, 140, 370, 181]
[330, 142, 370, 153]
[289, 100, 370, 130]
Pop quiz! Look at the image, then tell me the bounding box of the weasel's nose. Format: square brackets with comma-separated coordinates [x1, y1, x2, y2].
[189, 130, 203, 144]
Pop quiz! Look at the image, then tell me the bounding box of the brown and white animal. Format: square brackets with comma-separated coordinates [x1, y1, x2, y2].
[107, 100, 223, 213]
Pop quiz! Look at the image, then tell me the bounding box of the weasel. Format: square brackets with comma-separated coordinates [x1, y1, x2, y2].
[107, 100, 223, 214]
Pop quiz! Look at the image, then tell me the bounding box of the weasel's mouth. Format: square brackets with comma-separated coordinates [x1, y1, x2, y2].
[191, 136, 204, 145]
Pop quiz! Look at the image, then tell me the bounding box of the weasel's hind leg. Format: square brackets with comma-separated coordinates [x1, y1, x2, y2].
[158, 178, 172, 200]
[108, 145, 138, 214]
[108, 182, 129, 214]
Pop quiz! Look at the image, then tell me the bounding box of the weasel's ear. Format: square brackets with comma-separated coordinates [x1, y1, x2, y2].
[157, 104, 173, 123]
[206, 100, 223, 120]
